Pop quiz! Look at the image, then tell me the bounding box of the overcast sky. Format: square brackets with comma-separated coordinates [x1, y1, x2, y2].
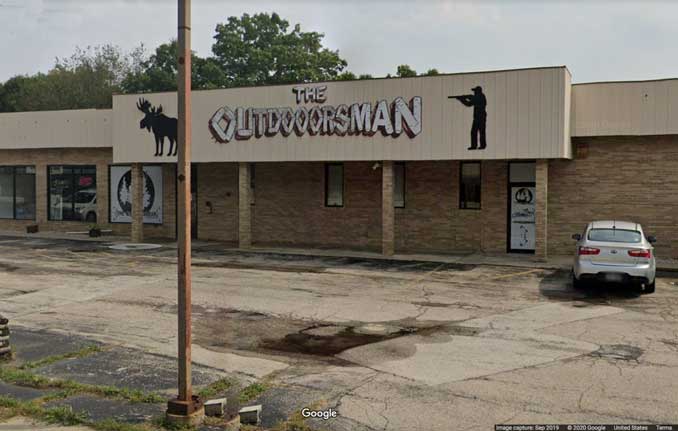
[1, 0, 677, 83]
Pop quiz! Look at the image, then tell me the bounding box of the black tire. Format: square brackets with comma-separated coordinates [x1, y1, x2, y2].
[85, 212, 97, 223]
[572, 271, 583, 290]
[642, 280, 656, 294]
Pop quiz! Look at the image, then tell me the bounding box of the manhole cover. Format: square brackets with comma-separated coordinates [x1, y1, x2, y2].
[590, 344, 643, 361]
[108, 243, 162, 251]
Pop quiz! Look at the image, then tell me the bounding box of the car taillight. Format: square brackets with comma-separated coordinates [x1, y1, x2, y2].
[628, 249, 652, 258]
[578, 246, 600, 255]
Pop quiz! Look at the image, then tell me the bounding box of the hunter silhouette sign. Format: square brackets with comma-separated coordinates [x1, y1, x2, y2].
[136, 98, 178, 157]
[449, 86, 488, 150]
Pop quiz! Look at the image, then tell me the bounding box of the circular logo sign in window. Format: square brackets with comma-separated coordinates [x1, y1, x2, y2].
[116, 171, 156, 216]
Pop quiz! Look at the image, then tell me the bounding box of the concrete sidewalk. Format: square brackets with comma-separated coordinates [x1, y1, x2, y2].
[3, 229, 678, 272]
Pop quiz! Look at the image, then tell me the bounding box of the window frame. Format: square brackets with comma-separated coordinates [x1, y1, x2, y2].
[394, 162, 406, 209]
[459, 161, 482, 210]
[0, 165, 36, 221]
[47, 164, 97, 222]
[324, 163, 344, 208]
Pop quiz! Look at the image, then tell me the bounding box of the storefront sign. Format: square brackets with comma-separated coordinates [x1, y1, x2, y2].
[208, 85, 422, 143]
[109, 165, 163, 224]
[510, 186, 536, 251]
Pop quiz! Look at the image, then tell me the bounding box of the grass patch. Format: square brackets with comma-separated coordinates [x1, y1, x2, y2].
[0, 395, 85, 426]
[19, 345, 102, 370]
[1, 395, 163, 431]
[0, 365, 164, 404]
[196, 377, 235, 399]
[238, 382, 269, 404]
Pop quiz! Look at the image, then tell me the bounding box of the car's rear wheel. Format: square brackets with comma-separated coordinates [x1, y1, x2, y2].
[572, 271, 583, 290]
[642, 280, 655, 294]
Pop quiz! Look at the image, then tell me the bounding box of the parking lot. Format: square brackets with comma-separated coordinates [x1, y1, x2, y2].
[1, 235, 678, 430]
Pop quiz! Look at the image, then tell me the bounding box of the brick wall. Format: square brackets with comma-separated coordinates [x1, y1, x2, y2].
[196, 163, 238, 243]
[0, 148, 176, 239]
[251, 162, 382, 250]
[548, 136, 678, 258]
[395, 160, 507, 254]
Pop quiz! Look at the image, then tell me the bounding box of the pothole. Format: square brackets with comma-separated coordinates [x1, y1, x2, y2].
[590, 344, 643, 361]
[301, 325, 345, 337]
[353, 323, 405, 336]
[108, 243, 162, 251]
[259, 326, 414, 357]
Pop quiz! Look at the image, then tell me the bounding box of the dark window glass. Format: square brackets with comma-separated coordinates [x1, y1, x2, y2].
[15, 167, 36, 220]
[0, 167, 13, 219]
[250, 163, 255, 205]
[49, 166, 97, 221]
[588, 229, 642, 243]
[394, 162, 405, 208]
[0, 166, 36, 220]
[325, 163, 343, 207]
[460, 162, 481, 209]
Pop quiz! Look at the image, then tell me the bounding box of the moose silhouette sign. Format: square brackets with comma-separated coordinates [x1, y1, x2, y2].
[136, 98, 178, 157]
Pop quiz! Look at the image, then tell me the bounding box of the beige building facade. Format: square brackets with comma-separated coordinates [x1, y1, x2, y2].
[1, 66, 676, 258]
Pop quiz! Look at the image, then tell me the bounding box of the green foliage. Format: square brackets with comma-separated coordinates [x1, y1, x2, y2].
[19, 345, 102, 370]
[196, 377, 235, 399]
[238, 382, 269, 403]
[121, 40, 227, 93]
[424, 68, 440, 76]
[396, 64, 417, 78]
[336, 71, 357, 81]
[0, 45, 145, 112]
[0, 395, 158, 431]
[0, 364, 164, 404]
[211, 12, 347, 86]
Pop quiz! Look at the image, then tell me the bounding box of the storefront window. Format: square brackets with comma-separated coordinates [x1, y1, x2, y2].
[49, 166, 97, 222]
[325, 163, 344, 207]
[15, 167, 36, 220]
[394, 162, 405, 208]
[0, 166, 36, 220]
[460, 162, 481, 209]
[0, 167, 14, 219]
[250, 163, 256, 205]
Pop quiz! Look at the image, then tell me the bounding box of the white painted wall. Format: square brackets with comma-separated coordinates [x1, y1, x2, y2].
[0, 109, 111, 149]
[571, 79, 678, 137]
[112, 66, 572, 163]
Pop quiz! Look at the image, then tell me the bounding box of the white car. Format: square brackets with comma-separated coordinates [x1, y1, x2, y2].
[572, 220, 656, 294]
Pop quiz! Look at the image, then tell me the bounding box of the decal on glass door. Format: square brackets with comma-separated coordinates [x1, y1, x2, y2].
[510, 186, 535, 251]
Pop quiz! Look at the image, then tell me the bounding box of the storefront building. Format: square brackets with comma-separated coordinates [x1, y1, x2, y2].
[1, 66, 677, 258]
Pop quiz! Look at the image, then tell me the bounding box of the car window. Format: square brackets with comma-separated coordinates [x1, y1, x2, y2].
[588, 228, 642, 243]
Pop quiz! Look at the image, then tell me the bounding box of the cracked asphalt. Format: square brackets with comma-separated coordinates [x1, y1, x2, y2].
[1, 235, 678, 430]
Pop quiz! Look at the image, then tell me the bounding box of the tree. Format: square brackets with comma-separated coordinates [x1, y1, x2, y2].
[211, 12, 347, 86]
[121, 41, 227, 93]
[336, 71, 357, 81]
[396, 64, 417, 78]
[0, 44, 144, 112]
[358, 74, 373, 80]
[424, 68, 440, 76]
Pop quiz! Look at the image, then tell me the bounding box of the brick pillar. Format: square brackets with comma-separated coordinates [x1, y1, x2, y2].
[131, 163, 144, 243]
[238, 162, 252, 248]
[382, 161, 395, 256]
[535, 160, 548, 259]
[35, 164, 48, 224]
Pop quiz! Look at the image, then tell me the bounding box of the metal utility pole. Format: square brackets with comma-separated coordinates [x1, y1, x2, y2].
[166, 0, 203, 424]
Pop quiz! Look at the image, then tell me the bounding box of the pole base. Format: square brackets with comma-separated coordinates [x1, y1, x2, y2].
[166, 396, 205, 427]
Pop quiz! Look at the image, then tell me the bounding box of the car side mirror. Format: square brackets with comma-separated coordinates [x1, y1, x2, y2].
[647, 235, 657, 244]
[572, 233, 582, 241]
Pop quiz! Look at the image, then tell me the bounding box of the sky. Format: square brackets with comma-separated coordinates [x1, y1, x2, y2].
[1, 0, 677, 84]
